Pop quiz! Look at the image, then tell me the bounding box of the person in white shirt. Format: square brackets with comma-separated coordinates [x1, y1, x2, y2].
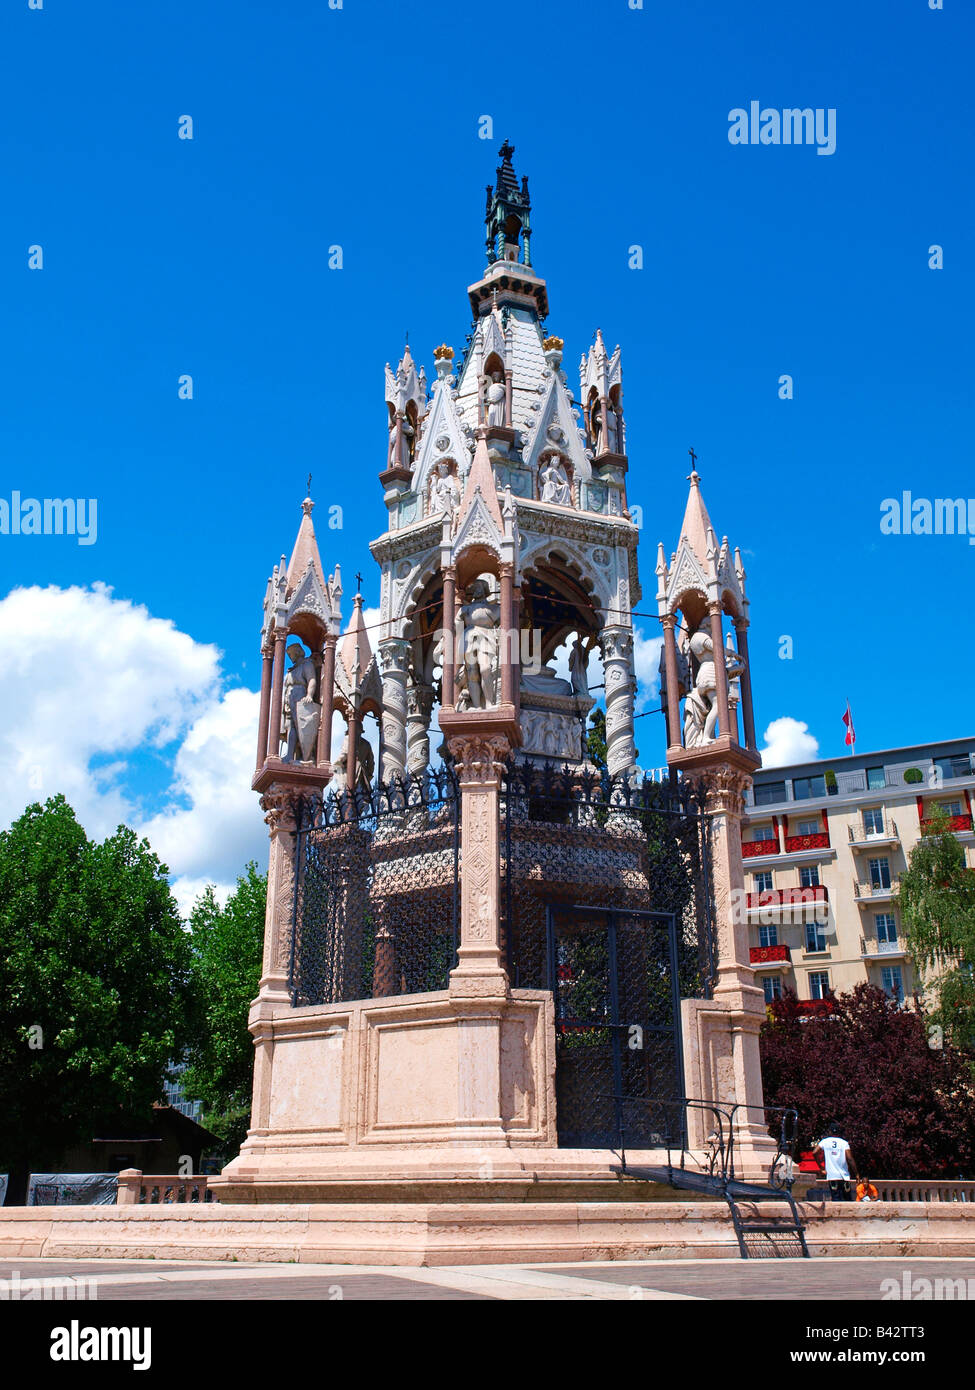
[814, 1128, 859, 1202]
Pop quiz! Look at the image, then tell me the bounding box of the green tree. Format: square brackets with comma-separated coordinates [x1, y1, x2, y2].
[585, 707, 607, 770]
[182, 864, 266, 1157]
[0, 796, 192, 1200]
[899, 806, 975, 1050]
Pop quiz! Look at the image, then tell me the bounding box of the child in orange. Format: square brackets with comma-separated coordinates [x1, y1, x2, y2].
[856, 1176, 879, 1202]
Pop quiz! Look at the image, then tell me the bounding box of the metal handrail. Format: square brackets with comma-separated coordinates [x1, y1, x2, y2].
[601, 1092, 799, 1191]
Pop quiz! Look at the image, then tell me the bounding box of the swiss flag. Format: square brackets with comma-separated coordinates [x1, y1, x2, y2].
[842, 702, 856, 748]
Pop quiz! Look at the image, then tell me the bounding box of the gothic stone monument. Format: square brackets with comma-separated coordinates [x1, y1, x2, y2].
[214, 144, 775, 1204]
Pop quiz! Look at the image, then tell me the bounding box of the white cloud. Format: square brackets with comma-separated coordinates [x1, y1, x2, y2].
[632, 628, 662, 712]
[138, 686, 265, 897]
[0, 584, 264, 919]
[760, 716, 820, 767]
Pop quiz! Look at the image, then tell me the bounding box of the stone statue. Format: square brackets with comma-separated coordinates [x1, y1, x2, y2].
[333, 728, 375, 789]
[521, 662, 572, 697]
[387, 414, 415, 471]
[485, 372, 506, 428]
[458, 578, 500, 709]
[429, 461, 460, 517]
[569, 636, 591, 697]
[540, 457, 572, 506]
[682, 620, 746, 748]
[281, 642, 322, 762]
[592, 398, 618, 455]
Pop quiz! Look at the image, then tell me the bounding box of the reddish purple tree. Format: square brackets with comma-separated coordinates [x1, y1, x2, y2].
[760, 983, 975, 1178]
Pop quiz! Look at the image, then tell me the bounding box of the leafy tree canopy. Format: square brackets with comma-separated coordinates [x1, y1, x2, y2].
[0, 796, 192, 1184]
[899, 805, 975, 1050]
[760, 982, 975, 1178]
[182, 864, 266, 1156]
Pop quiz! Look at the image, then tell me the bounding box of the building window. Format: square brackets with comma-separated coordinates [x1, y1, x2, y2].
[875, 912, 897, 944]
[881, 966, 904, 1003]
[759, 925, 778, 948]
[809, 971, 830, 1000]
[799, 865, 820, 888]
[936, 753, 972, 781]
[753, 871, 773, 892]
[805, 923, 828, 953]
[797, 818, 820, 837]
[936, 801, 963, 818]
[863, 807, 884, 836]
[754, 780, 786, 806]
[868, 857, 891, 889]
[751, 826, 774, 843]
[763, 976, 783, 1003]
[793, 774, 827, 801]
[866, 766, 886, 790]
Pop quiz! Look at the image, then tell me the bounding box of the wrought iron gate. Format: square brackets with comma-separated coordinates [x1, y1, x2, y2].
[547, 905, 686, 1150]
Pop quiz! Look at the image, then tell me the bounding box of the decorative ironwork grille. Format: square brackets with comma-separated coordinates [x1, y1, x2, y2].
[502, 763, 714, 1149]
[548, 905, 685, 1149]
[289, 768, 460, 1006]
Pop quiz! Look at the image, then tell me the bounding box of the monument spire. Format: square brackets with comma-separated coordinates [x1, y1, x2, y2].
[286, 492, 328, 596]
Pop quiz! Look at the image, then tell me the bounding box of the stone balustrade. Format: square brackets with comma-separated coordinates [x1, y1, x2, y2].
[115, 1169, 212, 1205]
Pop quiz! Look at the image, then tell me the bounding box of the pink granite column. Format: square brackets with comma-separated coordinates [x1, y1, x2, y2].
[256, 645, 273, 772]
[316, 633, 337, 768]
[441, 567, 457, 709]
[734, 618, 757, 753]
[266, 628, 288, 761]
[445, 731, 511, 1145]
[662, 615, 681, 751]
[709, 603, 733, 743]
[499, 563, 517, 706]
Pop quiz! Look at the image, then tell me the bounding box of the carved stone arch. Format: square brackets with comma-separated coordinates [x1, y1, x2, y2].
[520, 542, 608, 664]
[672, 587, 709, 633]
[522, 537, 611, 615]
[398, 551, 442, 625]
[720, 586, 744, 620]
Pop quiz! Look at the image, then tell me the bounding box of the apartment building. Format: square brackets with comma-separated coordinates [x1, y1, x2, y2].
[741, 738, 975, 1008]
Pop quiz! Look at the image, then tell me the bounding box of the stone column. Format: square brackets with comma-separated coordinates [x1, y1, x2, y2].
[316, 633, 337, 768]
[689, 762, 774, 1167]
[504, 367, 513, 427]
[406, 683, 435, 774]
[709, 603, 733, 743]
[266, 627, 288, 761]
[499, 562, 518, 706]
[662, 615, 681, 751]
[733, 618, 757, 752]
[441, 568, 456, 709]
[599, 393, 611, 454]
[256, 645, 273, 772]
[446, 731, 511, 1145]
[379, 638, 411, 781]
[601, 627, 637, 777]
[255, 789, 304, 1004]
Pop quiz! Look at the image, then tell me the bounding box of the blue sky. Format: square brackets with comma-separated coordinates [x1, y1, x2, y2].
[0, 0, 971, 899]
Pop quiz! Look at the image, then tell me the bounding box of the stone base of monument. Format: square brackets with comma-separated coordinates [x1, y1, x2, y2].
[2, 1201, 975, 1266]
[211, 983, 780, 1204]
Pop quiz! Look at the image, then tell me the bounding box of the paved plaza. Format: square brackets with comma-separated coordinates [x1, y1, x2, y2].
[5, 1256, 975, 1301]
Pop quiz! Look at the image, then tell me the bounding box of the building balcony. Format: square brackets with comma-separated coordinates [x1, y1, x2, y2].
[860, 937, 909, 960]
[783, 831, 831, 854]
[920, 813, 974, 836]
[742, 837, 779, 859]
[747, 885, 828, 908]
[798, 998, 837, 1018]
[853, 877, 899, 904]
[749, 943, 792, 969]
[848, 819, 900, 849]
